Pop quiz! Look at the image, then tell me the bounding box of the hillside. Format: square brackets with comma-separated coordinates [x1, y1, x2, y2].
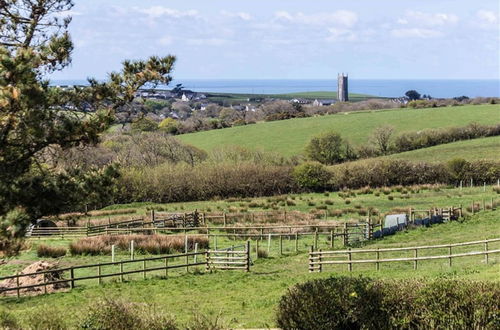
[205, 91, 376, 103]
[385, 135, 500, 162]
[178, 104, 500, 157]
[2, 208, 498, 328]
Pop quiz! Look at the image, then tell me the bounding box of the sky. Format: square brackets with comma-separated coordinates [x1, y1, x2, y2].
[51, 0, 500, 80]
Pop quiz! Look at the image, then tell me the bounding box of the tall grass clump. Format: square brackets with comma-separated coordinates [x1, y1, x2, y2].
[69, 235, 209, 256]
[37, 244, 67, 258]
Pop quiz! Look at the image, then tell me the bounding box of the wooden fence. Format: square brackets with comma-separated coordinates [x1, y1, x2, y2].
[1, 246, 250, 298]
[309, 238, 500, 272]
[206, 241, 250, 272]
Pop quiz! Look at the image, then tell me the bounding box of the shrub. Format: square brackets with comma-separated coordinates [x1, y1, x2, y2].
[257, 248, 269, 258]
[277, 277, 500, 330]
[293, 162, 331, 191]
[305, 132, 357, 165]
[37, 245, 67, 258]
[80, 297, 177, 330]
[277, 277, 384, 329]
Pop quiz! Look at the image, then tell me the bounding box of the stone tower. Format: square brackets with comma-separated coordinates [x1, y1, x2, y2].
[337, 73, 349, 102]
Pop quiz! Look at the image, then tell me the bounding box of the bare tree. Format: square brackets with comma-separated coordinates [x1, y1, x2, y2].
[370, 125, 395, 155]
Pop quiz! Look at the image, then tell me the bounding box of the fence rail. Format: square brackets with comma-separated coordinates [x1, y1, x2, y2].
[1, 245, 251, 298]
[309, 238, 500, 272]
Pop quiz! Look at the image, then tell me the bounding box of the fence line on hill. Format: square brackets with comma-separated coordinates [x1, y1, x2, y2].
[308, 238, 500, 272]
[0, 244, 251, 298]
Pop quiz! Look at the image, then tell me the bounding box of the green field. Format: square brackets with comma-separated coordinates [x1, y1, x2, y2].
[178, 104, 500, 157]
[1, 207, 498, 328]
[205, 90, 375, 104]
[384, 135, 500, 162]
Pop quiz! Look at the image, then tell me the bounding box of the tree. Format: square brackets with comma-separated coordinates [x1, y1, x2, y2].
[305, 132, 357, 165]
[131, 117, 158, 132]
[405, 90, 421, 101]
[0, 0, 176, 254]
[369, 125, 394, 155]
[293, 162, 331, 191]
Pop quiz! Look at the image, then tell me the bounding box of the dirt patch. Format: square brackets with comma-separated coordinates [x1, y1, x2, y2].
[0, 261, 69, 296]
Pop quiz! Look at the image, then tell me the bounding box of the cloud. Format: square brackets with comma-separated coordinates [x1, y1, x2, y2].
[186, 38, 228, 46]
[391, 28, 443, 38]
[326, 28, 357, 42]
[221, 10, 252, 21]
[158, 36, 174, 46]
[135, 6, 200, 19]
[274, 10, 358, 27]
[476, 10, 498, 24]
[398, 11, 459, 26]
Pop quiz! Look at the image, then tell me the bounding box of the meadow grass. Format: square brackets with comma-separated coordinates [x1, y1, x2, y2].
[97, 186, 499, 224]
[178, 104, 500, 156]
[384, 135, 500, 162]
[0, 209, 498, 328]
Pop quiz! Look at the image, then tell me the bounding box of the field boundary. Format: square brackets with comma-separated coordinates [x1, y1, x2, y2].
[308, 238, 500, 272]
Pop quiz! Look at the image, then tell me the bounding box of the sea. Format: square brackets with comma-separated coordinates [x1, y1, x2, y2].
[51, 79, 500, 99]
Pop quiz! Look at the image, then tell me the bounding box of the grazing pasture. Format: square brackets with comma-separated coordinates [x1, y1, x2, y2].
[178, 104, 500, 156]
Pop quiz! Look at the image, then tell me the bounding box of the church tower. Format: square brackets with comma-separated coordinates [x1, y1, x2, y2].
[338, 73, 349, 102]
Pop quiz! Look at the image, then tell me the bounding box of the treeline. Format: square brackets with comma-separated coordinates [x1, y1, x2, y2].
[113, 158, 499, 204]
[307, 123, 500, 164]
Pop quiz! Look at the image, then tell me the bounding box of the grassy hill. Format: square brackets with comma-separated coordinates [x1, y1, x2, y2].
[178, 104, 500, 157]
[384, 135, 500, 162]
[205, 91, 375, 103]
[2, 207, 498, 328]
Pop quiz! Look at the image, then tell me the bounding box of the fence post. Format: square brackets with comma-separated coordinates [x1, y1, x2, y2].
[330, 230, 334, 248]
[308, 246, 314, 272]
[223, 212, 227, 227]
[16, 273, 20, 299]
[343, 223, 348, 247]
[214, 234, 218, 250]
[483, 182, 486, 192]
[348, 248, 352, 272]
[245, 240, 251, 272]
[459, 204, 463, 218]
[485, 241, 489, 264]
[151, 209, 155, 223]
[279, 234, 283, 256]
[376, 248, 380, 271]
[130, 240, 135, 260]
[165, 257, 168, 277]
[314, 228, 318, 250]
[205, 251, 210, 272]
[268, 233, 272, 254]
[482, 199, 486, 212]
[255, 239, 259, 260]
[43, 273, 47, 294]
[194, 242, 199, 263]
[111, 245, 115, 263]
[318, 249, 323, 273]
[414, 248, 418, 270]
[70, 267, 75, 289]
[97, 265, 101, 285]
[491, 198, 495, 211]
[143, 260, 146, 279]
[448, 245, 452, 267]
[185, 235, 189, 273]
[295, 233, 298, 253]
[120, 262, 124, 282]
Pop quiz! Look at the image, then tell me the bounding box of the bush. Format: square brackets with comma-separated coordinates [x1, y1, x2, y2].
[305, 132, 357, 165]
[80, 297, 177, 330]
[293, 162, 331, 191]
[277, 277, 384, 329]
[277, 277, 500, 330]
[37, 245, 67, 258]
